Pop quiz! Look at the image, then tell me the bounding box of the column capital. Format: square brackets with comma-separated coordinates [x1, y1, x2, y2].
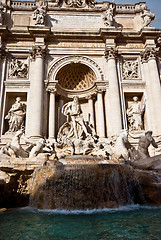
[105, 47, 117, 61]
[141, 47, 159, 63]
[96, 88, 106, 94]
[30, 45, 46, 60]
[47, 86, 57, 94]
[86, 94, 96, 100]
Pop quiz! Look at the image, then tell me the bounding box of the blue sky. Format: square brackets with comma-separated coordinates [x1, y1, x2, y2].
[112, 0, 161, 28]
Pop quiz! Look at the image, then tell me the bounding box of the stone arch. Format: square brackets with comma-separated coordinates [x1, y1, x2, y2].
[48, 55, 104, 85]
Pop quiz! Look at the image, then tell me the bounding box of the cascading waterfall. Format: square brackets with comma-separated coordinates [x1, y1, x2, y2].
[29, 163, 145, 209]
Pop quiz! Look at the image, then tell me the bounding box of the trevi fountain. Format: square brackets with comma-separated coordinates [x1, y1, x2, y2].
[0, 0, 161, 239]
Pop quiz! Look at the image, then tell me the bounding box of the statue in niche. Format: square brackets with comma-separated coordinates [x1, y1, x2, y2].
[5, 97, 26, 132]
[9, 58, 28, 78]
[33, 2, 46, 25]
[61, 96, 91, 139]
[126, 96, 145, 131]
[103, 3, 115, 27]
[141, 9, 155, 28]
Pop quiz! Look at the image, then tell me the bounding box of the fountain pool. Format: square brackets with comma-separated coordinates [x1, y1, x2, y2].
[0, 206, 161, 240]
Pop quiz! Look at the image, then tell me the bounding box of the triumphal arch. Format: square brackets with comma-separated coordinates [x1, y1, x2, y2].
[0, 0, 161, 152]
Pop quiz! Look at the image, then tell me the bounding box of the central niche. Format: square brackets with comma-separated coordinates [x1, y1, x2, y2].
[56, 63, 96, 90]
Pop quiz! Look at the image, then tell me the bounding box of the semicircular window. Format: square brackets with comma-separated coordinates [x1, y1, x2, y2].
[56, 63, 96, 90]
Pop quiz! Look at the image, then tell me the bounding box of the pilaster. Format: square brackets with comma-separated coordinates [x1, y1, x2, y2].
[47, 87, 56, 140]
[26, 45, 46, 138]
[105, 47, 122, 136]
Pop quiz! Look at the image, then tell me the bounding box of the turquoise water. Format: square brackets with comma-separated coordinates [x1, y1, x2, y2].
[0, 206, 161, 240]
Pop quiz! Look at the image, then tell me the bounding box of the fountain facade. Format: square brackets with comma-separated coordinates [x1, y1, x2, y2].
[0, 0, 161, 209]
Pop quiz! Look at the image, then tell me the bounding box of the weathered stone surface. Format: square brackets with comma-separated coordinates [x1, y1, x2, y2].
[0, 156, 46, 171]
[132, 154, 161, 170]
[134, 169, 161, 205]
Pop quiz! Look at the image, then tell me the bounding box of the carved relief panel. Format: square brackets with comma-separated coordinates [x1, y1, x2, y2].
[122, 59, 140, 80]
[8, 57, 29, 79]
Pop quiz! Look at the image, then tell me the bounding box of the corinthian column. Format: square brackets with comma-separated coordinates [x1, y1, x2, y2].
[97, 90, 105, 138]
[143, 48, 161, 135]
[26, 46, 46, 138]
[105, 48, 122, 135]
[48, 87, 56, 140]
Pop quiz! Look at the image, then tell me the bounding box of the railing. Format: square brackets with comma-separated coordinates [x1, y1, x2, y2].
[116, 5, 136, 11]
[11, 1, 36, 8]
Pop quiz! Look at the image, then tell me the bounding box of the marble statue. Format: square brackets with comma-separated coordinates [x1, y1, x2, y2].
[9, 58, 28, 78]
[29, 138, 45, 158]
[0, 129, 28, 158]
[62, 96, 91, 139]
[129, 131, 158, 159]
[126, 96, 145, 131]
[141, 9, 155, 28]
[103, 3, 115, 27]
[5, 97, 26, 132]
[0, 131, 54, 158]
[107, 130, 130, 161]
[33, 2, 46, 25]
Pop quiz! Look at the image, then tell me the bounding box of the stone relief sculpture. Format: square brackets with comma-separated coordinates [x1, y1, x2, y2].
[9, 58, 28, 78]
[64, 0, 96, 8]
[122, 60, 139, 80]
[33, 2, 46, 25]
[126, 96, 145, 131]
[141, 9, 155, 28]
[103, 2, 115, 27]
[5, 97, 26, 133]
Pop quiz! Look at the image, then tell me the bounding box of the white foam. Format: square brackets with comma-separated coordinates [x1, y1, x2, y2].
[20, 205, 161, 215]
